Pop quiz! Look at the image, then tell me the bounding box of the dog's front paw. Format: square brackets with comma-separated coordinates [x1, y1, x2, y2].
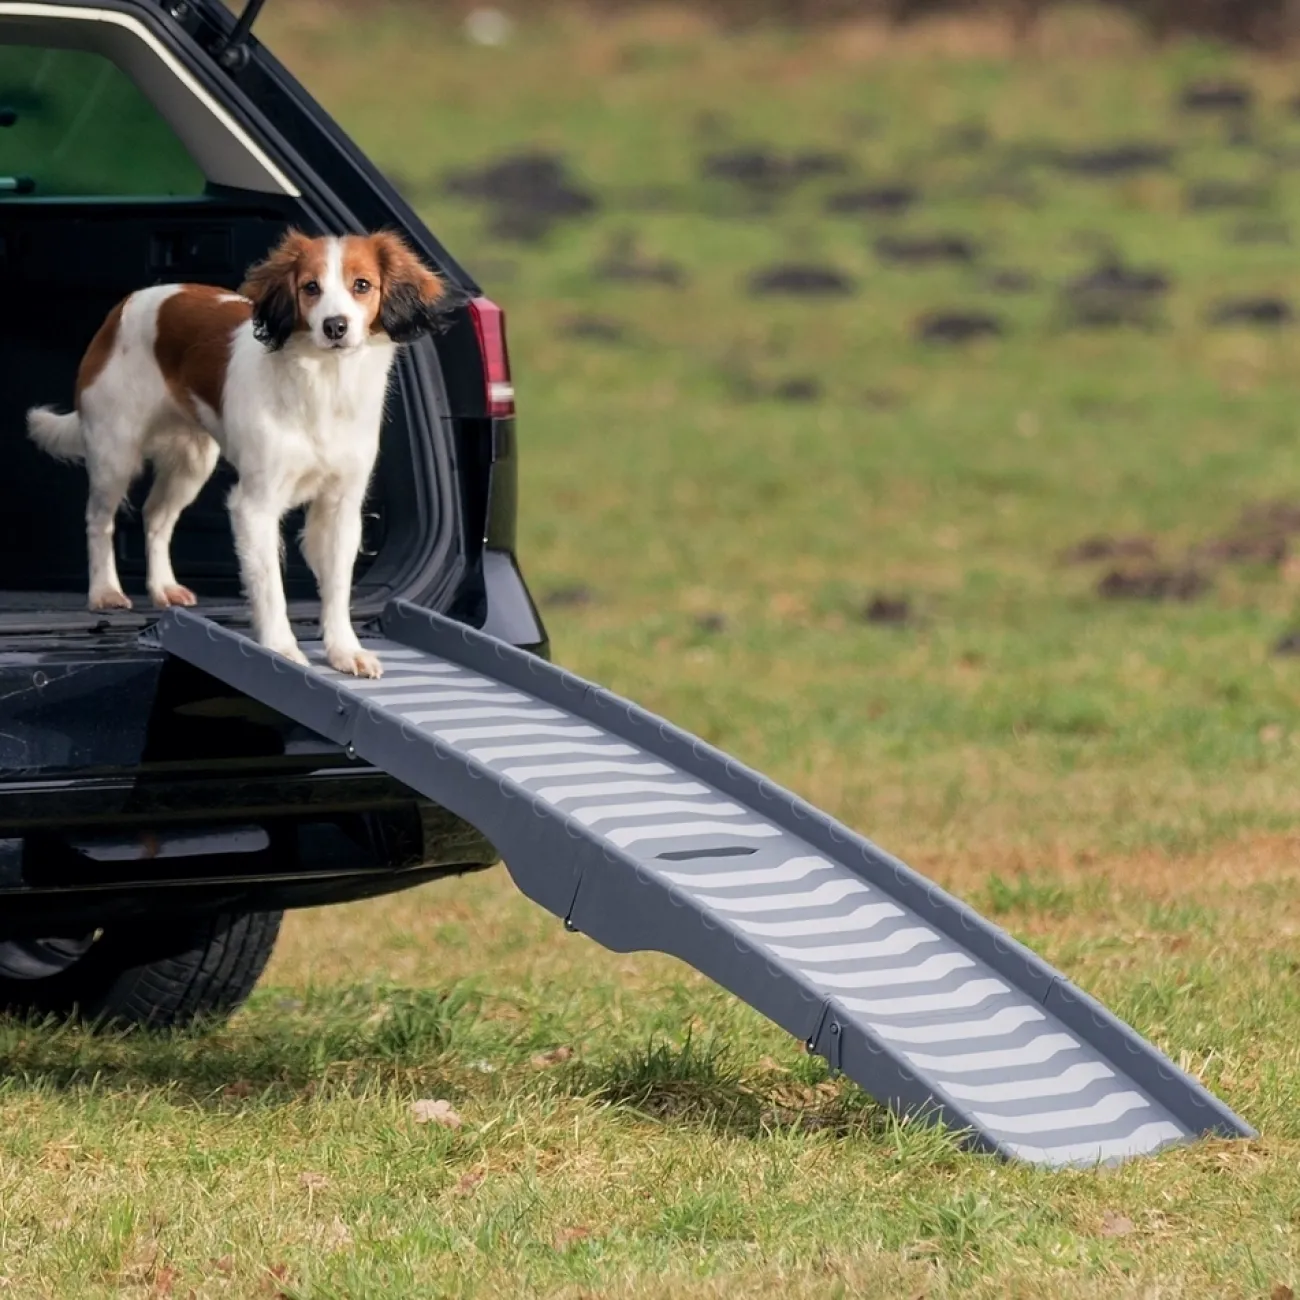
[268, 641, 310, 667]
[151, 584, 198, 609]
[89, 588, 132, 612]
[327, 645, 383, 678]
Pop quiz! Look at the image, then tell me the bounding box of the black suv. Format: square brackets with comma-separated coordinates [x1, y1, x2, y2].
[0, 0, 543, 1024]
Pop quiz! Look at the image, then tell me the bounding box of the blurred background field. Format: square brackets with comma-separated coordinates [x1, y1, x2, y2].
[13, 4, 1300, 1295]
[264, 0, 1300, 862]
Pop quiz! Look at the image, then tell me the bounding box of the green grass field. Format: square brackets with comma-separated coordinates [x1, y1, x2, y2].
[11, 5, 1300, 1294]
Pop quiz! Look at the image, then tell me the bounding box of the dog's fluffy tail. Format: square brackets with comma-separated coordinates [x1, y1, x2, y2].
[27, 406, 85, 462]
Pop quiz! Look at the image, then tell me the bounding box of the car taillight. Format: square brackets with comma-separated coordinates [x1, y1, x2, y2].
[468, 296, 515, 418]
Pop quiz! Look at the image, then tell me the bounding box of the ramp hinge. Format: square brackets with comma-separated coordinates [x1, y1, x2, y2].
[805, 1000, 843, 1077]
[560, 866, 586, 936]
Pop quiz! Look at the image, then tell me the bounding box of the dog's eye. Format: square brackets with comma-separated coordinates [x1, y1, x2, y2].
[301, 280, 321, 297]
[353, 278, 371, 294]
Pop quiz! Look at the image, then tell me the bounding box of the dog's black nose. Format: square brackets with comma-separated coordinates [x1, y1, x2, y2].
[323, 316, 349, 341]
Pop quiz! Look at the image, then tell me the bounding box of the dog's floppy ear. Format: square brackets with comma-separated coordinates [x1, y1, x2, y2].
[240, 229, 311, 351]
[372, 231, 464, 343]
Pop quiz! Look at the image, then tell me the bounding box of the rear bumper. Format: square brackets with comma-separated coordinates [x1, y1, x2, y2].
[0, 808, 497, 937]
[0, 639, 500, 932]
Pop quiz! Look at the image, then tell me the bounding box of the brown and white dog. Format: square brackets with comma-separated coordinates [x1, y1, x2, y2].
[26, 229, 455, 678]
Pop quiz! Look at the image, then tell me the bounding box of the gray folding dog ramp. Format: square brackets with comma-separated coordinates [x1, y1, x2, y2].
[153, 601, 1254, 1166]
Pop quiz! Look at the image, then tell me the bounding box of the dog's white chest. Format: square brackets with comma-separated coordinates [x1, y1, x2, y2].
[275, 345, 391, 431]
[221, 331, 396, 496]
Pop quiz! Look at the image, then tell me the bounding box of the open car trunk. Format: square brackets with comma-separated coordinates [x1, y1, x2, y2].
[0, 0, 474, 637]
[0, 190, 452, 633]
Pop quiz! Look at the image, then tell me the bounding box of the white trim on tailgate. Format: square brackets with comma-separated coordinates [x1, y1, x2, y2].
[0, 1, 299, 195]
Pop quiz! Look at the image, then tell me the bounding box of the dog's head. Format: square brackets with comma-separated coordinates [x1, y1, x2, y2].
[240, 229, 463, 353]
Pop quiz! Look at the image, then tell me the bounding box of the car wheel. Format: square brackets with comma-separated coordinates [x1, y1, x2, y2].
[0, 910, 283, 1029]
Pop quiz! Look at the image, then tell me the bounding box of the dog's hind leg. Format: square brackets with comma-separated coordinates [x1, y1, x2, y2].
[82, 420, 142, 612]
[143, 429, 220, 608]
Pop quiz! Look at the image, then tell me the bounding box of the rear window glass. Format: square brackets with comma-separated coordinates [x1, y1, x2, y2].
[0, 45, 205, 197]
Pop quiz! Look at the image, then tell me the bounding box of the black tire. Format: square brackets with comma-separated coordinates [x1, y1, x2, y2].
[0, 910, 283, 1030]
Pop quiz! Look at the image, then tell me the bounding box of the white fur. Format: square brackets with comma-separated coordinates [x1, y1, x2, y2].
[26, 240, 396, 678]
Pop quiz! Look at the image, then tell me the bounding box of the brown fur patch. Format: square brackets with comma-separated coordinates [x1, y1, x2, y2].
[154, 286, 252, 421]
[366, 230, 449, 339]
[293, 240, 332, 323]
[74, 299, 125, 405]
[238, 229, 318, 339]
